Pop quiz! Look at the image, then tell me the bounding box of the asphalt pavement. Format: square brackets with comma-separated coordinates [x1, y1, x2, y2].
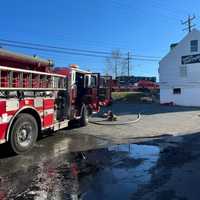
[1, 102, 200, 200]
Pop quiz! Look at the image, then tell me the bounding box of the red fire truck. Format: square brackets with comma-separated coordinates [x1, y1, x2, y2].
[0, 49, 106, 154]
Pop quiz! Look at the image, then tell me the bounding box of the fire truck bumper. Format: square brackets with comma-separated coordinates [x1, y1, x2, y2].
[0, 139, 6, 144]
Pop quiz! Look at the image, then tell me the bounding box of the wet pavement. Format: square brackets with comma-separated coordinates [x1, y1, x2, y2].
[0, 131, 160, 200]
[1, 102, 200, 199]
[79, 144, 160, 200]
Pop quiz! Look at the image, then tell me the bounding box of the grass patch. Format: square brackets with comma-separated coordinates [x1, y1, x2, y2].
[112, 92, 144, 102]
[112, 91, 159, 103]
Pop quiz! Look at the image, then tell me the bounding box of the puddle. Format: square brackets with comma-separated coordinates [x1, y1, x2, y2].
[79, 144, 160, 200]
[0, 143, 160, 200]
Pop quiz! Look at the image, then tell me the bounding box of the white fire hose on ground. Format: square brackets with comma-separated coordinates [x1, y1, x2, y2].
[89, 112, 141, 126]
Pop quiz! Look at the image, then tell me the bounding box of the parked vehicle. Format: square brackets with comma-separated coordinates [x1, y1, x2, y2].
[136, 80, 159, 91]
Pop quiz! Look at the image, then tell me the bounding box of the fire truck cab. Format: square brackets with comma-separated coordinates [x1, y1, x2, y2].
[54, 65, 100, 125]
[0, 50, 102, 154]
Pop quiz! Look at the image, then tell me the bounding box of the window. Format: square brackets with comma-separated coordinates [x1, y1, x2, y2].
[180, 66, 187, 77]
[84, 75, 89, 88]
[71, 71, 76, 85]
[91, 76, 97, 87]
[173, 88, 181, 94]
[191, 40, 198, 52]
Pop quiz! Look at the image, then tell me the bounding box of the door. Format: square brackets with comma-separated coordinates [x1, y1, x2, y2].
[85, 73, 100, 112]
[99, 76, 112, 106]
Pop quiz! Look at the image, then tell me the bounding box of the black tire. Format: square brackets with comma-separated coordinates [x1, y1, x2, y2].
[80, 105, 89, 127]
[9, 113, 38, 154]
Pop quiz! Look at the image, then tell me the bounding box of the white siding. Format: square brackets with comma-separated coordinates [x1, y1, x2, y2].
[159, 29, 200, 106]
[160, 86, 200, 106]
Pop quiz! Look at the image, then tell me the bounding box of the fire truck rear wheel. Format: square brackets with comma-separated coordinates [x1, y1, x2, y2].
[9, 113, 38, 154]
[80, 105, 89, 127]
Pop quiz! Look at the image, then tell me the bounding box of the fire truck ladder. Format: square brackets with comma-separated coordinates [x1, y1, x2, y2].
[0, 65, 67, 91]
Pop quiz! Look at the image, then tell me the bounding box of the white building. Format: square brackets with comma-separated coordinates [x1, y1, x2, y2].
[159, 28, 200, 107]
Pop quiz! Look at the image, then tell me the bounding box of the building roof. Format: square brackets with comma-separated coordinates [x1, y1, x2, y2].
[160, 28, 200, 64]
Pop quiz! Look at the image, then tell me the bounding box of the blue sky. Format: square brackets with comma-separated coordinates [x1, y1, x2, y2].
[0, 0, 199, 78]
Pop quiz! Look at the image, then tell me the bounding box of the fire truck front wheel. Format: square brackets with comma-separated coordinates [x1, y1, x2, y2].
[9, 113, 38, 154]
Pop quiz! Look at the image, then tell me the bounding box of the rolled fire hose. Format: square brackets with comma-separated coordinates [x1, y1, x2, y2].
[89, 113, 141, 126]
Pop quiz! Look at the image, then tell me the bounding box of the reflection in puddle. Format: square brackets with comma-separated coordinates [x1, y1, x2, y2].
[0, 144, 160, 200]
[80, 144, 160, 200]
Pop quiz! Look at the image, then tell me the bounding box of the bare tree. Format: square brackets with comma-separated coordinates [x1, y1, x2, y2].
[120, 58, 128, 76]
[105, 50, 126, 78]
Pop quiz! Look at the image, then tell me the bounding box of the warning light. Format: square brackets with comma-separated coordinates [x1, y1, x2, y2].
[69, 64, 79, 69]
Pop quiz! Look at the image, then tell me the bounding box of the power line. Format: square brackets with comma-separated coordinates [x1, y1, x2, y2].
[0, 38, 162, 59]
[130, 54, 161, 59]
[0, 38, 111, 55]
[0, 40, 161, 62]
[125, 52, 132, 77]
[0, 42, 108, 58]
[131, 57, 159, 62]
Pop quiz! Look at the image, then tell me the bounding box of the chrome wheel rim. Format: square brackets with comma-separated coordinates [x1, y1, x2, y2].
[17, 123, 33, 147]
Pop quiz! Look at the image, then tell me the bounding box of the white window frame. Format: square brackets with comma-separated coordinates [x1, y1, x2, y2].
[191, 40, 198, 52]
[180, 65, 187, 78]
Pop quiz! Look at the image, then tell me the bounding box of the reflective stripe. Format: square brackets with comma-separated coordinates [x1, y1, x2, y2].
[44, 109, 54, 116]
[0, 139, 6, 144]
[6, 99, 19, 112]
[0, 114, 13, 124]
[34, 98, 43, 108]
[25, 100, 29, 105]
[42, 125, 54, 130]
[39, 111, 43, 117]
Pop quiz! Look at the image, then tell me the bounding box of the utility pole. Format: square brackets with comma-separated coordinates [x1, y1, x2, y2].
[126, 52, 133, 77]
[181, 15, 196, 33]
[115, 60, 117, 78]
[127, 52, 130, 77]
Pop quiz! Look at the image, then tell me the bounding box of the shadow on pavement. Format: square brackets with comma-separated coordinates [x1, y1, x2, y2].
[132, 131, 200, 200]
[97, 102, 200, 116]
[0, 143, 15, 159]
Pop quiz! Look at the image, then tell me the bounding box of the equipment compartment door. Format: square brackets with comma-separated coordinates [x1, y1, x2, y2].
[91, 73, 100, 109]
[43, 98, 55, 128]
[99, 76, 112, 106]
